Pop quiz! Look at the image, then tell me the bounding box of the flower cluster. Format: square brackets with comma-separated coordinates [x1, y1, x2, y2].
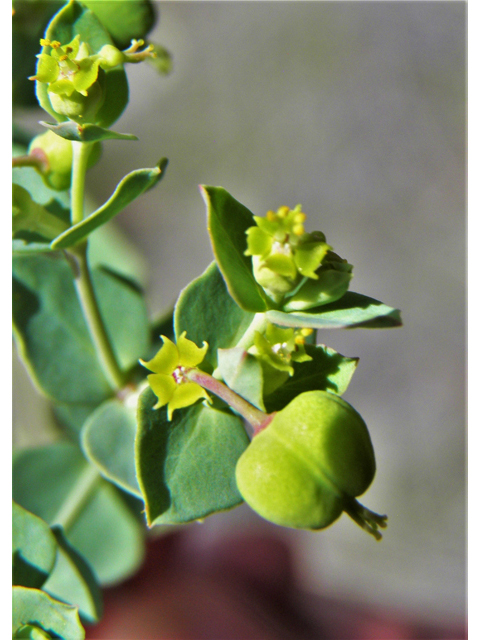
[245, 205, 331, 298]
[247, 323, 313, 395]
[30, 36, 156, 122]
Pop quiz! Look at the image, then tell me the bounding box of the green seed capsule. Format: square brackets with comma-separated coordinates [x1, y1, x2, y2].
[28, 130, 102, 191]
[48, 73, 105, 124]
[236, 390, 383, 536]
[28, 130, 72, 191]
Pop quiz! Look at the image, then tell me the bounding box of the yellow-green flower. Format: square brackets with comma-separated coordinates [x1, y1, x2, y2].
[248, 324, 313, 395]
[30, 36, 156, 123]
[140, 332, 210, 420]
[245, 205, 331, 297]
[249, 324, 313, 375]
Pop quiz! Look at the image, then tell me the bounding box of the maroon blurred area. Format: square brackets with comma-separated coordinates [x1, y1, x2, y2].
[86, 531, 466, 640]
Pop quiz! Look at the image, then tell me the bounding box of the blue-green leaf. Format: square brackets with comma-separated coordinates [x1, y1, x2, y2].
[82, 0, 156, 49]
[174, 261, 255, 371]
[136, 388, 249, 526]
[267, 292, 402, 329]
[264, 344, 358, 412]
[81, 398, 142, 497]
[51, 158, 168, 249]
[13, 586, 85, 640]
[13, 443, 145, 587]
[13, 503, 58, 590]
[202, 186, 271, 312]
[13, 254, 150, 405]
[43, 527, 103, 624]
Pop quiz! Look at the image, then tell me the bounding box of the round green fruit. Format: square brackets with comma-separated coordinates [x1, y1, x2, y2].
[28, 130, 72, 191]
[235, 390, 376, 531]
[28, 131, 102, 191]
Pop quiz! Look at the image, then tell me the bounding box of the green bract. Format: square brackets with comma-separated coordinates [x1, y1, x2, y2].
[139, 332, 210, 420]
[235, 390, 387, 539]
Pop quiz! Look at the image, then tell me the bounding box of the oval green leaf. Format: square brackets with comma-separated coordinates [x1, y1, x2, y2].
[202, 186, 270, 312]
[43, 527, 102, 624]
[13, 586, 85, 640]
[81, 398, 141, 497]
[82, 0, 156, 49]
[13, 503, 58, 590]
[174, 261, 254, 371]
[136, 388, 249, 526]
[13, 255, 150, 405]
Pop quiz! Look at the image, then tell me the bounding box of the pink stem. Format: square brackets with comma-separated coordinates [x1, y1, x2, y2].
[185, 368, 275, 434]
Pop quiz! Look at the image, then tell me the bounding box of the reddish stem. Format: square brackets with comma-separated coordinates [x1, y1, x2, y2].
[185, 368, 275, 434]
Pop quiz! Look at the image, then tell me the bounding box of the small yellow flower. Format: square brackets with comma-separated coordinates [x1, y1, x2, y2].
[140, 332, 210, 420]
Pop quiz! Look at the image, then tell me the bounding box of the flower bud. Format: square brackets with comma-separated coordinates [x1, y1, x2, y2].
[97, 44, 125, 69]
[236, 390, 385, 537]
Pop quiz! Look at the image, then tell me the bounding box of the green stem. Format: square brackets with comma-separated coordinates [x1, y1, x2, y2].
[70, 244, 126, 390]
[186, 368, 274, 434]
[211, 312, 268, 380]
[234, 312, 268, 351]
[51, 464, 101, 533]
[70, 141, 91, 225]
[68, 139, 125, 390]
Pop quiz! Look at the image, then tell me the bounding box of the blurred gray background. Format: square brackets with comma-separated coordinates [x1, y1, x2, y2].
[14, 0, 467, 628]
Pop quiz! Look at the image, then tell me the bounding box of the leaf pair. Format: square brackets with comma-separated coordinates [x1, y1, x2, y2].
[13, 443, 145, 592]
[13, 500, 100, 639]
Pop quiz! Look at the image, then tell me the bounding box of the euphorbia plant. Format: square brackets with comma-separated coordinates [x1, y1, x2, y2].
[12, 2, 402, 638]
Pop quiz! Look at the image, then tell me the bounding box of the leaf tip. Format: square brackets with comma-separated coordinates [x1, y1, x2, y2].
[157, 157, 169, 173]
